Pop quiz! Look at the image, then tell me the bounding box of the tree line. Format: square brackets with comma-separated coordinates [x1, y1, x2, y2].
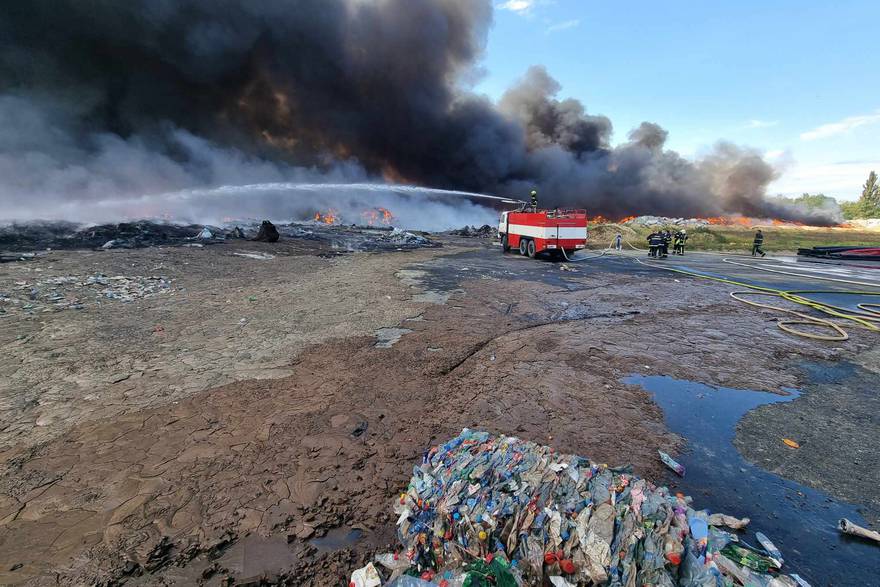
[773, 171, 880, 220]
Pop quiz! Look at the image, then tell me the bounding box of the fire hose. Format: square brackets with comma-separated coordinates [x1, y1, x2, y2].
[557, 239, 880, 340]
[632, 256, 880, 341]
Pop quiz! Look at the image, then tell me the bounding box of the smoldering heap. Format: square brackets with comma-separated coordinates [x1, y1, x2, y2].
[0, 1, 835, 225]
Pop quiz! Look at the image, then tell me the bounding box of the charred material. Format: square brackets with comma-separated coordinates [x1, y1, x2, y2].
[252, 220, 280, 243]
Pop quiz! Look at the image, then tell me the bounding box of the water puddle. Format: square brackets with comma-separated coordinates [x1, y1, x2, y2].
[374, 327, 412, 348]
[624, 375, 880, 584]
[308, 527, 364, 553]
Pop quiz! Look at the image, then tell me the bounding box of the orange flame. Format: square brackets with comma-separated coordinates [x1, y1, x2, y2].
[361, 207, 395, 226]
[314, 208, 339, 224]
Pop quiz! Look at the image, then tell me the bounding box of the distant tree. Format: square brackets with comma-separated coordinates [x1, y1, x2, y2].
[793, 193, 836, 209]
[858, 171, 880, 218]
[840, 201, 861, 220]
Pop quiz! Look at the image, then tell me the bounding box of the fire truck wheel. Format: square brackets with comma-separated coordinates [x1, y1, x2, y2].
[527, 239, 537, 258]
[501, 235, 510, 252]
[519, 239, 529, 256]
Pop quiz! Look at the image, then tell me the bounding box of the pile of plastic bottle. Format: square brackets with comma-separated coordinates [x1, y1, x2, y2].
[361, 429, 810, 587]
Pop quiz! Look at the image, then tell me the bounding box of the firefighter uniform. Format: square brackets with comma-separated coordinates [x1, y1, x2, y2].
[647, 232, 665, 258]
[673, 230, 688, 255]
[752, 230, 766, 257]
[530, 190, 538, 210]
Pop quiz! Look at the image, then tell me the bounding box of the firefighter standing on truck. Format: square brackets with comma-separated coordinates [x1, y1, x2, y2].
[530, 189, 538, 210]
[752, 229, 766, 257]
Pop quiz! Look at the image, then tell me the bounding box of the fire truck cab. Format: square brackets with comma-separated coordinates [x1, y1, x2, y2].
[498, 209, 588, 258]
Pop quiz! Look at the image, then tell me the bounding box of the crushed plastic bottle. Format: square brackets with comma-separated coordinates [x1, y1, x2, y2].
[658, 450, 686, 476]
[357, 429, 805, 586]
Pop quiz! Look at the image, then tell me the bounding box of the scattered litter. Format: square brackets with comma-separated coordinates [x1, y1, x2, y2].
[0, 273, 173, 315]
[782, 438, 800, 449]
[381, 228, 432, 247]
[658, 449, 685, 476]
[361, 429, 802, 586]
[350, 562, 382, 587]
[755, 531, 784, 566]
[706, 513, 750, 530]
[558, 263, 577, 272]
[838, 518, 880, 543]
[233, 251, 276, 260]
[228, 226, 247, 239]
[447, 225, 495, 238]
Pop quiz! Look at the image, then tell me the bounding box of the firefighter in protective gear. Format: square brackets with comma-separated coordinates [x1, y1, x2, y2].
[673, 230, 688, 255]
[530, 190, 538, 210]
[647, 231, 665, 258]
[752, 229, 766, 257]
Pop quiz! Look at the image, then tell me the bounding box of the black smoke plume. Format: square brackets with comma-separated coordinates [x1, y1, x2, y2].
[0, 0, 836, 225]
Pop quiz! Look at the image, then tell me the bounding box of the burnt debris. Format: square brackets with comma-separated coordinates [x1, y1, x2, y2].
[252, 220, 280, 243]
[0, 219, 440, 256]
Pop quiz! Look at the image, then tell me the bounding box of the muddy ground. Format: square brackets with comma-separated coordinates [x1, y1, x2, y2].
[0, 237, 877, 585]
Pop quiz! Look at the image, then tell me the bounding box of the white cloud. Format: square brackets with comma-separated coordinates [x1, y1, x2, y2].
[745, 119, 778, 129]
[546, 19, 580, 33]
[769, 159, 880, 199]
[498, 0, 536, 12]
[800, 110, 880, 141]
[764, 149, 786, 159]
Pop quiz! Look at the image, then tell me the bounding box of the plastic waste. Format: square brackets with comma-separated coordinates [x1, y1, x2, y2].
[707, 513, 750, 529]
[755, 531, 784, 566]
[658, 450, 685, 476]
[838, 518, 880, 543]
[197, 227, 214, 239]
[721, 542, 781, 573]
[385, 577, 437, 587]
[349, 562, 381, 587]
[782, 438, 800, 449]
[366, 429, 802, 587]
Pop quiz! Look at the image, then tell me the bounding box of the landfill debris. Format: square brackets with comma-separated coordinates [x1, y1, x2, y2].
[448, 225, 496, 238]
[381, 228, 432, 246]
[706, 513, 750, 530]
[558, 264, 577, 272]
[838, 518, 880, 544]
[228, 226, 247, 239]
[0, 273, 173, 315]
[360, 429, 804, 586]
[350, 562, 382, 587]
[782, 438, 800, 449]
[755, 531, 784, 566]
[197, 227, 214, 240]
[252, 220, 280, 243]
[658, 450, 686, 476]
[232, 251, 276, 260]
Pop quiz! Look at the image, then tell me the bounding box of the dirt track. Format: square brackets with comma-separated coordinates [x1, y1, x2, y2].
[0, 238, 875, 585]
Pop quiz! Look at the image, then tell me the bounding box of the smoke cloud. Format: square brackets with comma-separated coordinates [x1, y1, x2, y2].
[0, 0, 836, 226]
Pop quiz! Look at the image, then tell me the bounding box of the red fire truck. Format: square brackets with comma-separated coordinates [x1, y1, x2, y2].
[498, 208, 589, 258]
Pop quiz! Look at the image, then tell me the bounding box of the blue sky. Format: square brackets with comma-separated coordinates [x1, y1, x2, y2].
[476, 0, 880, 201]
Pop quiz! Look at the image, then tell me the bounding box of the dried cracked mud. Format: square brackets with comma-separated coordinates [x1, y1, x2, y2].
[0, 239, 874, 585]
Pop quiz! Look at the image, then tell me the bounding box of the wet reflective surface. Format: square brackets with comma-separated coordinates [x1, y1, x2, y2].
[625, 374, 880, 585]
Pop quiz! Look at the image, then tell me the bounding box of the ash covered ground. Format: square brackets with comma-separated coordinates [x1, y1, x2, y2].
[0, 226, 878, 585]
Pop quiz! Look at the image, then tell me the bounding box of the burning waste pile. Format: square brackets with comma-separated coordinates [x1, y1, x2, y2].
[0, 215, 438, 256]
[447, 225, 497, 238]
[351, 429, 808, 587]
[0, 274, 173, 316]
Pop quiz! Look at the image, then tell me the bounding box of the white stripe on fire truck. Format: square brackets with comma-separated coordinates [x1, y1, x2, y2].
[506, 224, 587, 240]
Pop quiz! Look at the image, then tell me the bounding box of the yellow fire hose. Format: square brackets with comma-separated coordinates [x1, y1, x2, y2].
[632, 256, 880, 341]
[563, 239, 880, 340]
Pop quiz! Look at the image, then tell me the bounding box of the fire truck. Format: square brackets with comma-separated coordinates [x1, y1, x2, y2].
[498, 208, 589, 258]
